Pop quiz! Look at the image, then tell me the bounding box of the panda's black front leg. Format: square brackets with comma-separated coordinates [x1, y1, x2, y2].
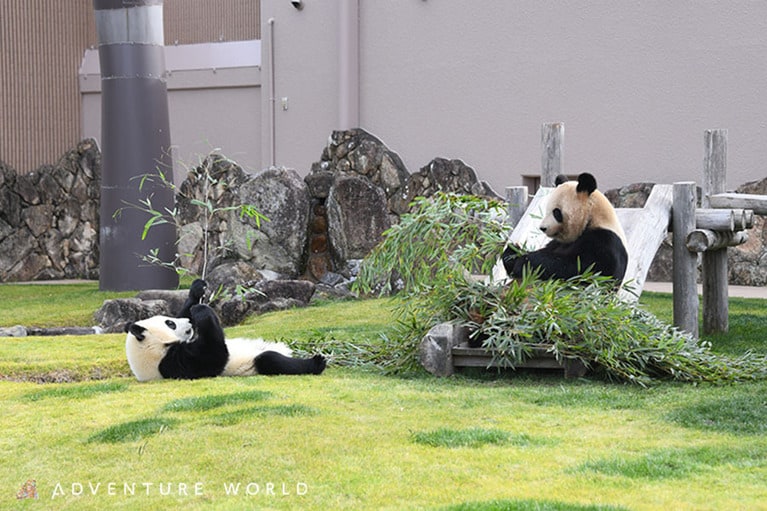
[189, 303, 226, 348]
[179, 279, 208, 320]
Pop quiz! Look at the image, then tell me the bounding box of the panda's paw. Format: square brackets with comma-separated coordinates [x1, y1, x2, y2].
[501, 246, 523, 275]
[189, 279, 208, 303]
[311, 354, 327, 375]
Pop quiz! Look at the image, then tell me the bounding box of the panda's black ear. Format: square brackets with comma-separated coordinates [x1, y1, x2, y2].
[554, 174, 569, 186]
[576, 173, 597, 194]
[127, 323, 147, 341]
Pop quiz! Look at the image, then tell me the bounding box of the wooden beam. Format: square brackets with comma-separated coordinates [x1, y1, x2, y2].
[686, 229, 748, 252]
[541, 122, 563, 187]
[672, 181, 699, 337]
[702, 129, 728, 334]
[709, 193, 767, 215]
[504, 186, 529, 227]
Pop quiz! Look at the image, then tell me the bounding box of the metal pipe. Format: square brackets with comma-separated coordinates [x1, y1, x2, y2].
[93, 0, 178, 291]
[267, 17, 276, 167]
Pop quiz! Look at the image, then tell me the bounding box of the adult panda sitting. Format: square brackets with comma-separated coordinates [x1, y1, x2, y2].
[502, 173, 628, 283]
[125, 279, 326, 381]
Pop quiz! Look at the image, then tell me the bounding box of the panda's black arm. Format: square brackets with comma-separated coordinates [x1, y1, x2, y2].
[189, 304, 227, 348]
[510, 230, 627, 282]
[178, 279, 208, 320]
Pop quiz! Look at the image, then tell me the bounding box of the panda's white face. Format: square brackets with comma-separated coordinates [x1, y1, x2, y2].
[125, 315, 193, 381]
[540, 180, 590, 244]
[539, 174, 626, 246]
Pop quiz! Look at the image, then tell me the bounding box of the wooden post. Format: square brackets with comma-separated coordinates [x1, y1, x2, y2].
[702, 129, 728, 334]
[672, 182, 699, 337]
[504, 186, 528, 227]
[541, 122, 564, 187]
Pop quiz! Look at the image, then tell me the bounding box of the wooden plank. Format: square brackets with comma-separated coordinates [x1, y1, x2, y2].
[452, 345, 564, 370]
[490, 186, 553, 283]
[709, 193, 767, 215]
[615, 184, 673, 300]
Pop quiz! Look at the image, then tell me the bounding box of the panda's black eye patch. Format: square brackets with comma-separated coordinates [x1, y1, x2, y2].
[165, 320, 176, 330]
[553, 208, 563, 223]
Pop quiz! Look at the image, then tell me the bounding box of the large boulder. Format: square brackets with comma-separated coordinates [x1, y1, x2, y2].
[729, 177, 767, 285]
[94, 298, 171, 333]
[231, 167, 310, 275]
[400, 158, 500, 212]
[326, 174, 391, 266]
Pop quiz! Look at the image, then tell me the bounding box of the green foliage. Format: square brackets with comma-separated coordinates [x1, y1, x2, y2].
[353, 193, 509, 296]
[352, 193, 767, 384]
[451, 272, 767, 384]
[114, 153, 268, 280]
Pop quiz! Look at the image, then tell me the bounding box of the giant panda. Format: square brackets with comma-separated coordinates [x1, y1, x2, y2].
[502, 172, 628, 283]
[125, 279, 326, 381]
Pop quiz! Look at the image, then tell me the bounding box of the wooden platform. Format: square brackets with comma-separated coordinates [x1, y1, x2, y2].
[452, 343, 588, 378]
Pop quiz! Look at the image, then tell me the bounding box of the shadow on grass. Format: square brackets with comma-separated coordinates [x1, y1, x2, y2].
[88, 390, 317, 442]
[87, 418, 178, 444]
[411, 427, 550, 449]
[440, 499, 629, 511]
[22, 381, 129, 401]
[666, 383, 767, 435]
[571, 445, 767, 480]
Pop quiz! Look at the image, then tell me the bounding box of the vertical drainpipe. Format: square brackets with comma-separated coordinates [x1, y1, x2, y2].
[93, 0, 178, 291]
[267, 17, 276, 167]
[338, 0, 360, 129]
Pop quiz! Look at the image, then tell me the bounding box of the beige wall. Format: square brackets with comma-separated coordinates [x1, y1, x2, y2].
[262, 0, 767, 192]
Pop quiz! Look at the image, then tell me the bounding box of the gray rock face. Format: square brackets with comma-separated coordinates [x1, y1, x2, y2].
[94, 298, 171, 333]
[232, 167, 310, 275]
[326, 174, 391, 266]
[0, 139, 100, 281]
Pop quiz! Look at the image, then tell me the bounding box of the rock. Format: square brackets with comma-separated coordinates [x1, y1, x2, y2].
[326, 174, 391, 266]
[230, 167, 310, 275]
[253, 279, 316, 305]
[0, 325, 27, 337]
[217, 299, 251, 327]
[404, 158, 501, 209]
[135, 289, 190, 317]
[94, 298, 171, 333]
[25, 326, 101, 336]
[255, 297, 304, 313]
[0, 139, 101, 282]
[419, 323, 459, 377]
[206, 261, 265, 297]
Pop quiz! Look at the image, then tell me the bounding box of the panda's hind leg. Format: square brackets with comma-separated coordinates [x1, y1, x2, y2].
[254, 352, 326, 375]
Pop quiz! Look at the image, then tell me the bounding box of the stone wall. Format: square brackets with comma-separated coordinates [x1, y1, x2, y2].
[1, 133, 765, 288]
[0, 140, 100, 281]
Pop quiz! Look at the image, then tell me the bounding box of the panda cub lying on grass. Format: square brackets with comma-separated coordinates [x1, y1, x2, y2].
[125, 280, 326, 381]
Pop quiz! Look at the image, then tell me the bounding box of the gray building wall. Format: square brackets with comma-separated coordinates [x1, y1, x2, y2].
[261, 0, 767, 192]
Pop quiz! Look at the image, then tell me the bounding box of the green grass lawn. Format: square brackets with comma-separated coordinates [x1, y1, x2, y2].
[1, 283, 766, 510]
